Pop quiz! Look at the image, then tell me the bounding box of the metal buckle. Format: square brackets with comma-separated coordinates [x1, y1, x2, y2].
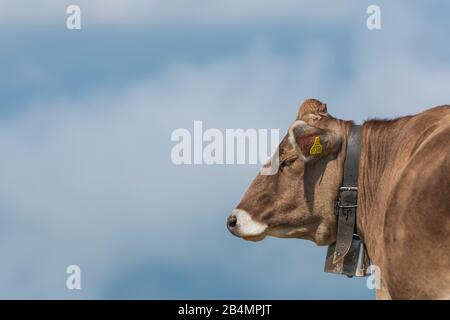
[335, 187, 358, 217]
[339, 186, 358, 192]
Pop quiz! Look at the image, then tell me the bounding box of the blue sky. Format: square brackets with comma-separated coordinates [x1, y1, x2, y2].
[0, 0, 449, 299]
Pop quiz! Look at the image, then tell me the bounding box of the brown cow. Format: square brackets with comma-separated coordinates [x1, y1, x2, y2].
[227, 99, 450, 299]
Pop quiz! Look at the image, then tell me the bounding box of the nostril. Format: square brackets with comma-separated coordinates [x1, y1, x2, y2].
[227, 214, 237, 229]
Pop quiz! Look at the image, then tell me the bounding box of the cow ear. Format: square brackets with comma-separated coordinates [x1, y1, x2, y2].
[288, 120, 341, 161]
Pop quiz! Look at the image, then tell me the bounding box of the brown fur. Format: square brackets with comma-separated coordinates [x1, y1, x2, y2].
[232, 99, 450, 299]
[358, 106, 450, 299]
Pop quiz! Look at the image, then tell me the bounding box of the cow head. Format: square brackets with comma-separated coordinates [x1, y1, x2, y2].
[227, 99, 350, 245]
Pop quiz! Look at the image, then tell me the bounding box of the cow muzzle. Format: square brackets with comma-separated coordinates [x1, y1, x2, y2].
[226, 209, 268, 241]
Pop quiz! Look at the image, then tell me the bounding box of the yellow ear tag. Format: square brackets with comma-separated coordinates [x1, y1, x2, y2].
[309, 136, 323, 155]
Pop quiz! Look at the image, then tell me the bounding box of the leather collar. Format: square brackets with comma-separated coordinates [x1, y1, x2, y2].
[334, 124, 361, 261]
[324, 124, 371, 277]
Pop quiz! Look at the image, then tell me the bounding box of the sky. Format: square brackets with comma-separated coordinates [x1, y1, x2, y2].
[0, 0, 449, 299]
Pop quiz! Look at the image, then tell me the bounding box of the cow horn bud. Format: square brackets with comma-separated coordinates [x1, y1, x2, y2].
[297, 99, 329, 120]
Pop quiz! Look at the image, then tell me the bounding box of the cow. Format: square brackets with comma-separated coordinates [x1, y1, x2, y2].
[226, 99, 450, 299]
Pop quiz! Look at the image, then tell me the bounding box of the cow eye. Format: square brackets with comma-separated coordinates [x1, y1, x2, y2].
[280, 158, 296, 169]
